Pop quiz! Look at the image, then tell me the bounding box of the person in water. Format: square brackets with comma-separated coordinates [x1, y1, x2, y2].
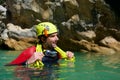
[8, 22, 74, 68]
[27, 22, 74, 66]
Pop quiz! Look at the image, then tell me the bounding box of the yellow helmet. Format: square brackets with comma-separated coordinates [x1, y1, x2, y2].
[36, 22, 58, 36]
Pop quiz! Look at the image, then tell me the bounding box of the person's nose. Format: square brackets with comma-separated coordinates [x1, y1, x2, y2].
[55, 36, 59, 41]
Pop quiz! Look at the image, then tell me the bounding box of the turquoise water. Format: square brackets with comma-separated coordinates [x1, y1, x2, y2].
[0, 50, 120, 80]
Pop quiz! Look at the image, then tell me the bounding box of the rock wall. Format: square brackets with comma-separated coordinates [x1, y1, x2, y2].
[0, 0, 120, 54]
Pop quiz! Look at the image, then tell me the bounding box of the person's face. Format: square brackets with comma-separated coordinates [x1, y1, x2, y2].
[44, 32, 59, 49]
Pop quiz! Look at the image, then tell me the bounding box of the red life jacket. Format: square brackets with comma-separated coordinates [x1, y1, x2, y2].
[6, 46, 36, 65]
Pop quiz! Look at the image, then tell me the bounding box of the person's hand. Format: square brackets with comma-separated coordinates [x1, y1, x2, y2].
[66, 51, 74, 59]
[27, 52, 44, 64]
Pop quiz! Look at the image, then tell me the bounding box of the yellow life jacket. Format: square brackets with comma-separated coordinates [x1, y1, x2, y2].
[27, 44, 44, 69]
[28, 44, 75, 68]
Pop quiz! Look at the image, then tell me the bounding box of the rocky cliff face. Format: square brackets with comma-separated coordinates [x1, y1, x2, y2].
[0, 0, 120, 54]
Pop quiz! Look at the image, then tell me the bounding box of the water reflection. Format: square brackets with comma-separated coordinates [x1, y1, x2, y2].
[82, 52, 120, 69]
[1, 51, 120, 80]
[102, 53, 120, 68]
[15, 66, 58, 80]
[75, 52, 120, 72]
[14, 60, 75, 80]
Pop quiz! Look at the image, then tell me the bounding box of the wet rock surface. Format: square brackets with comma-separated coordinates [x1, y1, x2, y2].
[0, 0, 120, 54]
